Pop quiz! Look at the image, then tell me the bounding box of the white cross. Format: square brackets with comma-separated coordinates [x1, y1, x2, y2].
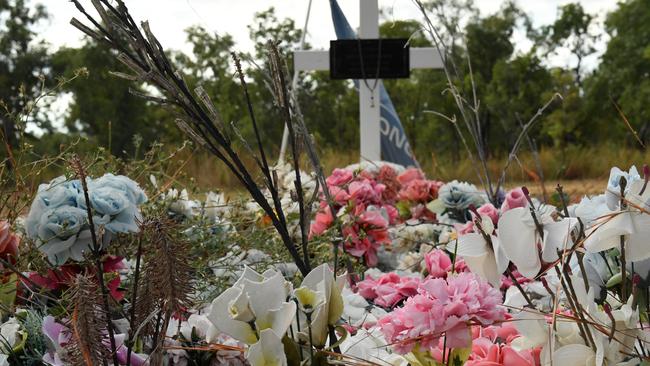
[293, 0, 443, 162]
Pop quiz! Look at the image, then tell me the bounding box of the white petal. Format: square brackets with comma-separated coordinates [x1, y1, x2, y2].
[542, 218, 578, 262]
[243, 271, 287, 317]
[585, 213, 635, 253]
[625, 213, 650, 261]
[208, 288, 257, 344]
[463, 252, 501, 288]
[455, 233, 490, 257]
[552, 344, 595, 366]
[246, 329, 287, 366]
[498, 207, 540, 278]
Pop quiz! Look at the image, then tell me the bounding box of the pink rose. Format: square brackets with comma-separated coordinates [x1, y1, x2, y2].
[310, 207, 334, 237]
[466, 338, 537, 366]
[476, 203, 499, 225]
[399, 179, 438, 202]
[424, 249, 453, 278]
[501, 188, 528, 212]
[326, 168, 353, 187]
[397, 168, 426, 185]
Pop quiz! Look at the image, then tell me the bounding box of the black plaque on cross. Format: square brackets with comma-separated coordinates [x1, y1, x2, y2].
[329, 38, 410, 80]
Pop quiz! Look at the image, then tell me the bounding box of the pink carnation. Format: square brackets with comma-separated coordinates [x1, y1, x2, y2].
[378, 272, 505, 353]
[357, 273, 421, 308]
[397, 168, 425, 185]
[501, 188, 528, 212]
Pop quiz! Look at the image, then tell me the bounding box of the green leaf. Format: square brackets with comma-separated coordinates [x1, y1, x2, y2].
[282, 335, 302, 366]
[0, 274, 17, 314]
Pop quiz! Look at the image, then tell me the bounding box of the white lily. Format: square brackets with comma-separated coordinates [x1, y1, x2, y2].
[586, 179, 650, 262]
[340, 327, 408, 366]
[297, 264, 346, 347]
[208, 268, 296, 345]
[453, 214, 508, 287]
[246, 329, 287, 366]
[498, 206, 578, 279]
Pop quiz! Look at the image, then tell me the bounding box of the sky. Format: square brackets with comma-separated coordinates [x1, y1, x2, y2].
[39, 0, 618, 70]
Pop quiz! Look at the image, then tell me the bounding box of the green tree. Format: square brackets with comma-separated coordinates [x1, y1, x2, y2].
[52, 42, 168, 156]
[585, 0, 650, 145]
[0, 0, 50, 148]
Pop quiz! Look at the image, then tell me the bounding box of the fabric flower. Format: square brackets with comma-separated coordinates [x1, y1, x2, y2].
[326, 168, 353, 187]
[397, 168, 425, 186]
[378, 272, 505, 353]
[438, 181, 484, 211]
[423, 249, 453, 278]
[500, 188, 528, 212]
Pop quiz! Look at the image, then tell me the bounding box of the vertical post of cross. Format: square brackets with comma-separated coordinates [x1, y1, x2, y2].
[359, 0, 381, 162]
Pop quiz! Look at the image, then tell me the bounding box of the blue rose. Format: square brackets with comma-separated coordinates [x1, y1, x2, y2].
[85, 186, 141, 233]
[438, 180, 485, 211]
[88, 173, 147, 206]
[25, 176, 83, 240]
[36, 206, 93, 265]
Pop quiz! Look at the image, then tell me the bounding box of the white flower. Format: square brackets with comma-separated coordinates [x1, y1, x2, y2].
[297, 264, 345, 347]
[498, 207, 578, 278]
[208, 268, 296, 345]
[341, 287, 386, 328]
[0, 317, 21, 353]
[204, 191, 228, 219]
[573, 194, 609, 227]
[453, 215, 508, 287]
[605, 166, 641, 210]
[585, 178, 650, 262]
[247, 329, 287, 366]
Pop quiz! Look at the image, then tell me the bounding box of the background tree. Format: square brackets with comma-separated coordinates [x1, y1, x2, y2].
[0, 0, 50, 149]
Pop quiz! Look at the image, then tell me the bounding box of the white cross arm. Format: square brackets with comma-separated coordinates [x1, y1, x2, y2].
[293, 47, 444, 72]
[294, 50, 329, 71]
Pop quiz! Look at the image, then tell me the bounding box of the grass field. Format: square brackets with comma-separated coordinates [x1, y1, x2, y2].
[180, 144, 646, 200]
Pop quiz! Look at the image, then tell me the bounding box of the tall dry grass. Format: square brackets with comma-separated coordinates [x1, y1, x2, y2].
[182, 144, 649, 197]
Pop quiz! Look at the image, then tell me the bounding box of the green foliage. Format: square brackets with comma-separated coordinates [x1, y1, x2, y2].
[0, 0, 50, 147]
[3, 0, 650, 173]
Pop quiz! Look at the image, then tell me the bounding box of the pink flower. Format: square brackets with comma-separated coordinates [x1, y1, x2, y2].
[454, 221, 475, 235]
[343, 209, 390, 267]
[328, 185, 350, 207]
[310, 206, 334, 237]
[383, 204, 399, 225]
[424, 249, 453, 278]
[349, 179, 385, 205]
[378, 272, 505, 353]
[357, 273, 421, 308]
[410, 204, 437, 222]
[377, 165, 401, 202]
[397, 168, 425, 185]
[0, 221, 19, 269]
[501, 188, 528, 212]
[466, 338, 537, 366]
[476, 203, 499, 225]
[399, 179, 438, 202]
[326, 168, 353, 187]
